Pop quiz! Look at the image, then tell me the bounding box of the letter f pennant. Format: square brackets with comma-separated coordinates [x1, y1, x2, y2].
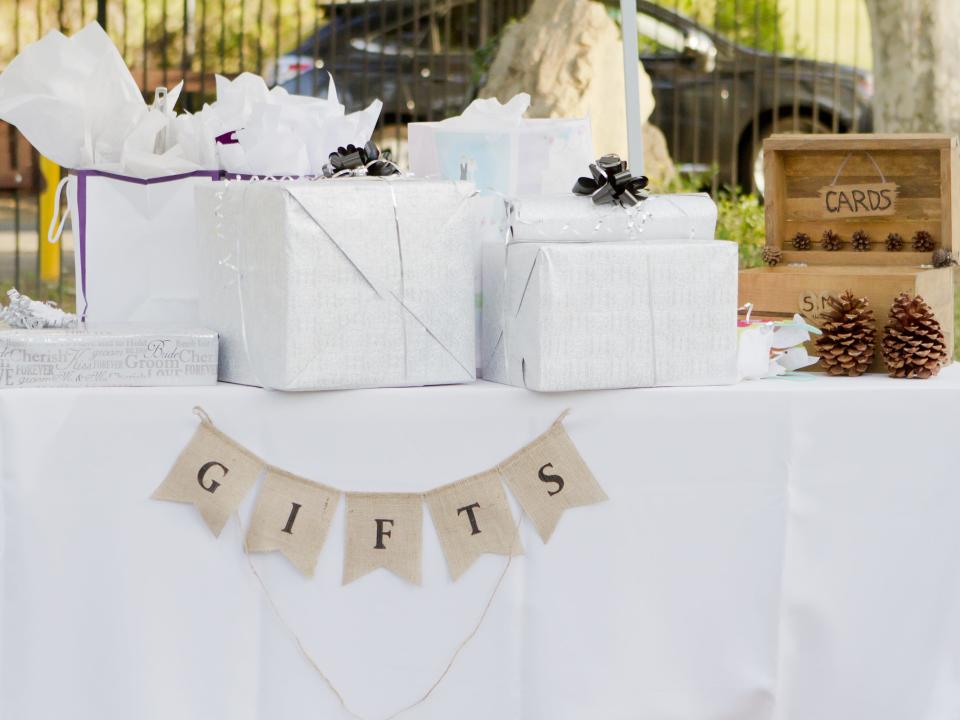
[152, 420, 263, 537]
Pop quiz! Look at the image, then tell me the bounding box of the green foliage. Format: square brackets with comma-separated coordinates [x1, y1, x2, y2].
[472, 20, 516, 91]
[614, 0, 787, 56]
[715, 189, 766, 268]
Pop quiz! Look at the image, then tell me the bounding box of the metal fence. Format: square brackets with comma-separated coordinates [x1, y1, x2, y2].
[0, 0, 872, 309]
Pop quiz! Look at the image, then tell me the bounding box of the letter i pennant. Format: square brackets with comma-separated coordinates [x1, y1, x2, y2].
[499, 419, 607, 543]
[245, 469, 341, 578]
[152, 421, 263, 537]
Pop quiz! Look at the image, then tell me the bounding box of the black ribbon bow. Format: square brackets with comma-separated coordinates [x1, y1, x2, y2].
[323, 140, 400, 178]
[572, 154, 649, 207]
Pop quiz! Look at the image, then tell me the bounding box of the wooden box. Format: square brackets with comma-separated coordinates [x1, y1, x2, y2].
[763, 133, 959, 263]
[739, 266, 956, 373]
[742, 134, 960, 372]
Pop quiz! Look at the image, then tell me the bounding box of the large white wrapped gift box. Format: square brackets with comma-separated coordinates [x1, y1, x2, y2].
[481, 194, 739, 391]
[196, 178, 483, 390]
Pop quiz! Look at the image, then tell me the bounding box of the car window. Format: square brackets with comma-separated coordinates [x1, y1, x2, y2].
[637, 12, 687, 56]
[607, 6, 687, 57]
[353, 8, 476, 57]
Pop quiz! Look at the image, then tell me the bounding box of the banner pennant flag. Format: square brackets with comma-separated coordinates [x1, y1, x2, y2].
[245, 468, 341, 577]
[426, 470, 522, 580]
[152, 410, 263, 536]
[343, 492, 423, 586]
[498, 413, 607, 543]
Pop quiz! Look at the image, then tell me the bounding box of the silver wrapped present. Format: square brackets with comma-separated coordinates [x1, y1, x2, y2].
[481, 194, 738, 391]
[0, 324, 218, 388]
[196, 177, 482, 390]
[510, 193, 718, 242]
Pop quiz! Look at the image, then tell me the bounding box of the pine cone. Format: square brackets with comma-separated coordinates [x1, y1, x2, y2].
[792, 232, 812, 250]
[762, 246, 783, 266]
[821, 229, 843, 251]
[851, 229, 871, 252]
[814, 291, 877, 377]
[881, 293, 949, 379]
[912, 230, 935, 252]
[885, 232, 904, 252]
[932, 248, 958, 268]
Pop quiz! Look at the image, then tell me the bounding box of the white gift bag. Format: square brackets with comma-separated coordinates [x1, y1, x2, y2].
[56, 170, 220, 322]
[408, 94, 594, 196]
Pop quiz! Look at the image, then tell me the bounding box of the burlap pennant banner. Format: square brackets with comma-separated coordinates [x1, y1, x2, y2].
[426, 471, 522, 580]
[245, 468, 341, 577]
[152, 409, 264, 536]
[343, 492, 423, 586]
[497, 412, 608, 542]
[154, 407, 604, 583]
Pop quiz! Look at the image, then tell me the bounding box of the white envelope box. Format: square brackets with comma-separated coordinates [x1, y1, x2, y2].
[196, 177, 483, 391]
[0, 323, 218, 388]
[408, 117, 594, 196]
[67, 170, 220, 322]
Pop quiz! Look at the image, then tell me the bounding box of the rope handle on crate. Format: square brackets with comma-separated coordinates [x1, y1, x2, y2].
[829, 151, 887, 186]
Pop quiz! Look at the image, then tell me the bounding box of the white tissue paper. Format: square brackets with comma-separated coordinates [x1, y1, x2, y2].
[196, 177, 490, 391]
[0, 23, 382, 178]
[408, 93, 594, 196]
[205, 73, 383, 177]
[480, 194, 738, 391]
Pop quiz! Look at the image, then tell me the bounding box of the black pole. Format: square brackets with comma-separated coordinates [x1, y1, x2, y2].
[97, 0, 108, 30]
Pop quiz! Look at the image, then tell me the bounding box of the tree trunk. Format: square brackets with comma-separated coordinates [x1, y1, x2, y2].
[865, 0, 960, 133]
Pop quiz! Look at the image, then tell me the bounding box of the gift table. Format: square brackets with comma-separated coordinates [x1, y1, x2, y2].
[2, 371, 960, 720]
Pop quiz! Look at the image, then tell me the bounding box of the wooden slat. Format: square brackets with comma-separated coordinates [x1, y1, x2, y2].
[784, 175, 940, 199]
[765, 133, 954, 152]
[784, 196, 942, 221]
[739, 266, 955, 372]
[779, 250, 934, 266]
[782, 151, 941, 177]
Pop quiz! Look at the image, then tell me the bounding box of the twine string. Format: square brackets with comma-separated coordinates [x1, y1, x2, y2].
[236, 511, 522, 720]
[830, 151, 887, 186]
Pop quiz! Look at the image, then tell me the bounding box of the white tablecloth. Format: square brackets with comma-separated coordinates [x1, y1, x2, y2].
[2, 371, 960, 720]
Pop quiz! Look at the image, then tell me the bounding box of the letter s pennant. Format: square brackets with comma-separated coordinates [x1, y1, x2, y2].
[498, 414, 607, 542]
[152, 416, 263, 537]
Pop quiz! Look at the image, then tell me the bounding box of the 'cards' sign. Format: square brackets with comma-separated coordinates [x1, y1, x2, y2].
[818, 182, 898, 219]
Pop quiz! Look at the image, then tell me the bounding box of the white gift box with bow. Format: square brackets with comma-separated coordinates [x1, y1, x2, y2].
[480, 193, 739, 391]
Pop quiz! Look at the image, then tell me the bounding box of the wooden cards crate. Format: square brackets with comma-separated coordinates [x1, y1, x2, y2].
[762, 133, 958, 262]
[740, 133, 960, 372]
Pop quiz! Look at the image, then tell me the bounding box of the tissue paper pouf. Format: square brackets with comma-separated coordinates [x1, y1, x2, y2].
[196, 178, 481, 390]
[480, 193, 737, 391]
[0, 324, 218, 388]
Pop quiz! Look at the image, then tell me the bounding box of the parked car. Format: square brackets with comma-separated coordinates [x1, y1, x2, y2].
[621, 1, 874, 192]
[271, 0, 874, 192]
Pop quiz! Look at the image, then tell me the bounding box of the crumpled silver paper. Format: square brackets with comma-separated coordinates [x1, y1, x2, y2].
[196, 177, 484, 390]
